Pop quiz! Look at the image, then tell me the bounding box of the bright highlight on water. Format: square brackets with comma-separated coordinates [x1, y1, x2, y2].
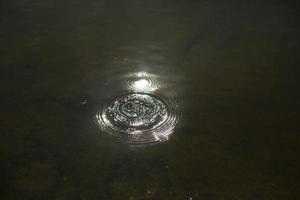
[127, 72, 159, 92]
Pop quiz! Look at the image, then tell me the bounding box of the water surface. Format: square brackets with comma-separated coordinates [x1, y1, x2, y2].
[0, 0, 299, 199]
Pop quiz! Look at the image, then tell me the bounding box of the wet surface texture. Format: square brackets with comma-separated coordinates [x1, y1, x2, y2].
[0, 0, 300, 199]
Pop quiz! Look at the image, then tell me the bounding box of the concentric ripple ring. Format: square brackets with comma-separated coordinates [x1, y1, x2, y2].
[96, 92, 181, 146]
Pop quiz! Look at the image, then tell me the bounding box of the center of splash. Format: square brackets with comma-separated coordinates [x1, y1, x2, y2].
[101, 93, 168, 134]
[96, 91, 181, 146]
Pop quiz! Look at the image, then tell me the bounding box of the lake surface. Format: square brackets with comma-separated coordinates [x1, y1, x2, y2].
[0, 0, 299, 199]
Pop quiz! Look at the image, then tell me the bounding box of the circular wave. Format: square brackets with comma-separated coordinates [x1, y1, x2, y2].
[95, 92, 181, 146]
[127, 78, 159, 93]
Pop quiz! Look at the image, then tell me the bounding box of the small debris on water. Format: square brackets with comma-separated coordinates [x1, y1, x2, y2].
[80, 99, 88, 105]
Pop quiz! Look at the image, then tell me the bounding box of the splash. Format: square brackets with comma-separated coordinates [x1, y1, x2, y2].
[95, 72, 181, 146]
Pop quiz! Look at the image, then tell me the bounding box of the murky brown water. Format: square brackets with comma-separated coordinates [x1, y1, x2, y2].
[0, 0, 299, 199]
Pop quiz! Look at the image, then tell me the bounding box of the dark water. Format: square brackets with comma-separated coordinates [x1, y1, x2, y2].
[1, 0, 299, 199]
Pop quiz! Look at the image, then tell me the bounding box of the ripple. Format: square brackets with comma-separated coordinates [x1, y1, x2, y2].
[126, 72, 160, 93]
[95, 92, 181, 146]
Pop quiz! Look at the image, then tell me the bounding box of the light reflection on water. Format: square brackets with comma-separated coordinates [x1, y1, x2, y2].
[126, 72, 160, 93]
[95, 72, 181, 147]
